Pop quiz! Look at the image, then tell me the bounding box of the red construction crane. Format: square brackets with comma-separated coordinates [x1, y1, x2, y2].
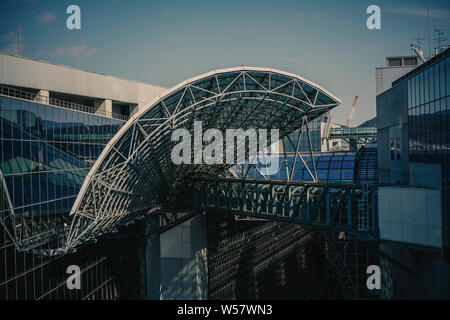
[345, 96, 359, 128]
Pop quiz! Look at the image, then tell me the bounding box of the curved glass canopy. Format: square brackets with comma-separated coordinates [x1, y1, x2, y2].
[234, 147, 377, 184]
[65, 67, 341, 252]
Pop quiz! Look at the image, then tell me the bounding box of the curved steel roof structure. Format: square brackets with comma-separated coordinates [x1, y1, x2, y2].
[65, 67, 341, 251]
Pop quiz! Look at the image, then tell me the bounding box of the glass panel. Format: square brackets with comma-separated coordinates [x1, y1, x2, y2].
[302, 170, 314, 181]
[434, 64, 439, 100]
[446, 57, 450, 96]
[419, 71, 424, 105]
[317, 161, 329, 169]
[53, 107, 60, 142]
[408, 79, 412, 108]
[440, 61, 446, 99]
[430, 66, 435, 101]
[317, 170, 328, 180]
[328, 170, 341, 181]
[45, 105, 54, 141]
[341, 169, 354, 181]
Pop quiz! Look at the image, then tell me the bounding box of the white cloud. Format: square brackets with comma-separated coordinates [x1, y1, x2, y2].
[49, 43, 98, 59]
[291, 11, 325, 24]
[0, 30, 24, 55]
[386, 7, 450, 20]
[39, 11, 56, 24]
[85, 48, 98, 56]
[0, 31, 15, 42]
[311, 13, 325, 20]
[0, 42, 21, 55]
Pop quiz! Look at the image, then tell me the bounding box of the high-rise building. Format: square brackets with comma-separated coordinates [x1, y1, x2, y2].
[376, 48, 450, 298]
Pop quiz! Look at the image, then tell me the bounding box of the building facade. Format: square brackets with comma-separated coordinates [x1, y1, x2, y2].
[0, 53, 209, 300]
[404, 49, 450, 259]
[376, 49, 450, 298]
[0, 93, 141, 299]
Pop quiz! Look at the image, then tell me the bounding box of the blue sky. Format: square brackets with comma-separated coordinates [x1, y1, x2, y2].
[1, 0, 450, 125]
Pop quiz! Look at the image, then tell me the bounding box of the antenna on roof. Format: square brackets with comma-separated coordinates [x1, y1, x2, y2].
[411, 35, 428, 63]
[412, 35, 427, 51]
[411, 44, 427, 64]
[17, 0, 20, 56]
[434, 28, 449, 55]
[427, 9, 431, 58]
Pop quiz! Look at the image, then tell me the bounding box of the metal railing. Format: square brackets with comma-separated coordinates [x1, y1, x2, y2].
[330, 127, 377, 137]
[0, 85, 130, 121]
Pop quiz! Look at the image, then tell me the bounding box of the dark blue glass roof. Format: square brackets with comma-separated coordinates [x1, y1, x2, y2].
[234, 148, 377, 184]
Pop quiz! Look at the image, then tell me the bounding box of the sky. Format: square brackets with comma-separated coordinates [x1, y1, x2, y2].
[1, 0, 450, 126]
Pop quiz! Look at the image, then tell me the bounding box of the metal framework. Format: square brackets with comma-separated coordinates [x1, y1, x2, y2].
[0, 169, 15, 243]
[328, 127, 377, 146]
[60, 67, 340, 253]
[314, 231, 382, 299]
[180, 177, 379, 238]
[0, 67, 341, 255]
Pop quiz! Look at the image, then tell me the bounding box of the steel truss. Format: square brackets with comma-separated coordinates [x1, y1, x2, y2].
[2, 67, 341, 254]
[314, 231, 384, 300]
[181, 175, 380, 299]
[57, 67, 340, 254]
[328, 127, 377, 148]
[180, 177, 378, 237]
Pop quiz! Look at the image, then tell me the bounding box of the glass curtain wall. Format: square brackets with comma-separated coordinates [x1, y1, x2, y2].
[0, 96, 141, 300]
[406, 50, 450, 259]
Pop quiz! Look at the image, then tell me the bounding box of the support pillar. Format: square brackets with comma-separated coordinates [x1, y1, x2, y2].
[141, 215, 161, 300]
[34, 90, 49, 104]
[94, 99, 113, 117]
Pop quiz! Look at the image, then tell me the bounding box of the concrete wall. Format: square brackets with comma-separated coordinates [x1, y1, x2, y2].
[376, 66, 415, 95]
[379, 186, 442, 248]
[160, 216, 208, 300]
[409, 162, 442, 189]
[376, 81, 409, 184]
[0, 53, 167, 112]
[381, 244, 449, 299]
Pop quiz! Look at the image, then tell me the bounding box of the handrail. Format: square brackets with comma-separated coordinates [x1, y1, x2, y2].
[0, 85, 129, 121]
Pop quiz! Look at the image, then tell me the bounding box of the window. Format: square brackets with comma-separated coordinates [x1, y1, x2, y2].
[415, 74, 420, 106]
[404, 57, 418, 66]
[446, 57, 450, 96]
[408, 79, 412, 108]
[440, 61, 446, 99]
[420, 72, 424, 105]
[343, 161, 354, 169]
[328, 169, 340, 181]
[424, 69, 429, 103]
[434, 64, 439, 100]
[430, 66, 435, 101]
[388, 58, 402, 67]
